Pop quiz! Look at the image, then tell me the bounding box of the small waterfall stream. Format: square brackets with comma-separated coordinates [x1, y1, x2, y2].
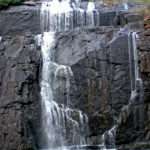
[128, 32, 144, 129]
[102, 31, 144, 149]
[40, 30, 89, 150]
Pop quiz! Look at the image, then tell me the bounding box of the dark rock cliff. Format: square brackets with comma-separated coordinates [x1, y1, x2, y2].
[53, 27, 131, 145]
[138, 28, 150, 146]
[0, 33, 41, 149]
[0, 4, 149, 150]
[115, 28, 150, 150]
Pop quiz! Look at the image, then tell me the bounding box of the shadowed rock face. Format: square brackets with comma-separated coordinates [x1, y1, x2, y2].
[115, 30, 150, 149]
[53, 27, 131, 144]
[0, 34, 42, 150]
[138, 29, 150, 142]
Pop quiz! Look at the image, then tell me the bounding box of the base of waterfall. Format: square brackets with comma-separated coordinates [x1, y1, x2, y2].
[40, 145, 116, 150]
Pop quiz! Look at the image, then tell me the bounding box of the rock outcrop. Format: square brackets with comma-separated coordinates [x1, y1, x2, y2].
[53, 27, 131, 144]
[0, 33, 41, 149]
[0, 5, 40, 35]
[138, 29, 150, 143]
[116, 27, 150, 150]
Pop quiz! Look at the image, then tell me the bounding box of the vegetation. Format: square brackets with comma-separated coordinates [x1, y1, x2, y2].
[88, 0, 150, 5]
[0, 0, 23, 7]
[0, 0, 149, 8]
[17, 144, 34, 150]
[102, 0, 150, 3]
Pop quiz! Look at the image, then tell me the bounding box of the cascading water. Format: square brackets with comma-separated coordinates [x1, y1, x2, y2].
[102, 31, 144, 150]
[40, 0, 143, 149]
[40, 0, 102, 33]
[128, 32, 144, 129]
[40, 0, 97, 149]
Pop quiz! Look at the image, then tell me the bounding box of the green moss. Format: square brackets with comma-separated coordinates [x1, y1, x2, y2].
[119, 142, 150, 150]
[17, 144, 34, 150]
[0, 0, 23, 7]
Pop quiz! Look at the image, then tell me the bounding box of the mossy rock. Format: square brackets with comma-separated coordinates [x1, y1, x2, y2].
[17, 144, 34, 150]
[119, 142, 150, 150]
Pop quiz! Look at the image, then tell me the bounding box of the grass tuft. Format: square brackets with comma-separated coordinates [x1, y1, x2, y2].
[0, 0, 23, 7]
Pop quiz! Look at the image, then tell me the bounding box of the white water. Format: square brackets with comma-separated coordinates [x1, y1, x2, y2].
[40, 0, 91, 149]
[40, 0, 101, 32]
[128, 32, 144, 129]
[101, 31, 144, 150]
[40, 0, 141, 149]
[41, 31, 89, 149]
[128, 32, 143, 99]
[40, 0, 100, 148]
[40, 0, 119, 149]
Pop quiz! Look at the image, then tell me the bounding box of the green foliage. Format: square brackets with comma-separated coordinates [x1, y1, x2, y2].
[131, 0, 150, 3]
[97, 0, 150, 4]
[17, 144, 34, 150]
[0, 0, 23, 7]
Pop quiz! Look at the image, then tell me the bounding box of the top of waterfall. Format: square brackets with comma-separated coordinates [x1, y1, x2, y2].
[87, 1, 95, 11]
[123, 3, 129, 10]
[44, 0, 73, 14]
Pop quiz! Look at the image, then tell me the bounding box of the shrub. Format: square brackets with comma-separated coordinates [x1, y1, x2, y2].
[0, 0, 23, 7]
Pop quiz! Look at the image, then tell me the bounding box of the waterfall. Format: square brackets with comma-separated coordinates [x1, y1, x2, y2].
[128, 32, 144, 129]
[122, 0, 128, 10]
[101, 31, 144, 150]
[40, 0, 143, 149]
[128, 31, 144, 105]
[40, 0, 92, 149]
[40, 26, 89, 150]
[102, 126, 117, 149]
[40, 0, 102, 33]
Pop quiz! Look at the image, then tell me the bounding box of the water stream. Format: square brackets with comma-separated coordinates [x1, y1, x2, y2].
[102, 31, 144, 149]
[40, 0, 143, 149]
[128, 32, 144, 129]
[40, 0, 93, 149]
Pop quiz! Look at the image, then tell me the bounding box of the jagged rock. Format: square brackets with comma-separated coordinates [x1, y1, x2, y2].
[0, 34, 41, 150]
[138, 29, 150, 144]
[0, 5, 40, 35]
[116, 27, 150, 146]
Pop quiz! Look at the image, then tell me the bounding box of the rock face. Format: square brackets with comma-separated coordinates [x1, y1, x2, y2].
[53, 27, 131, 144]
[0, 5, 40, 35]
[0, 4, 149, 150]
[116, 29, 150, 149]
[0, 34, 41, 149]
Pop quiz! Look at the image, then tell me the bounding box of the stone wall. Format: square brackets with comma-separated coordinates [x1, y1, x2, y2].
[0, 5, 40, 35]
[116, 26, 150, 150]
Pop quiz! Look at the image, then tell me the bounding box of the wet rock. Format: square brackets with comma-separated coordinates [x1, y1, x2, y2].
[116, 27, 150, 146]
[125, 13, 143, 24]
[54, 27, 131, 143]
[0, 34, 41, 150]
[0, 5, 40, 35]
[140, 52, 150, 73]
